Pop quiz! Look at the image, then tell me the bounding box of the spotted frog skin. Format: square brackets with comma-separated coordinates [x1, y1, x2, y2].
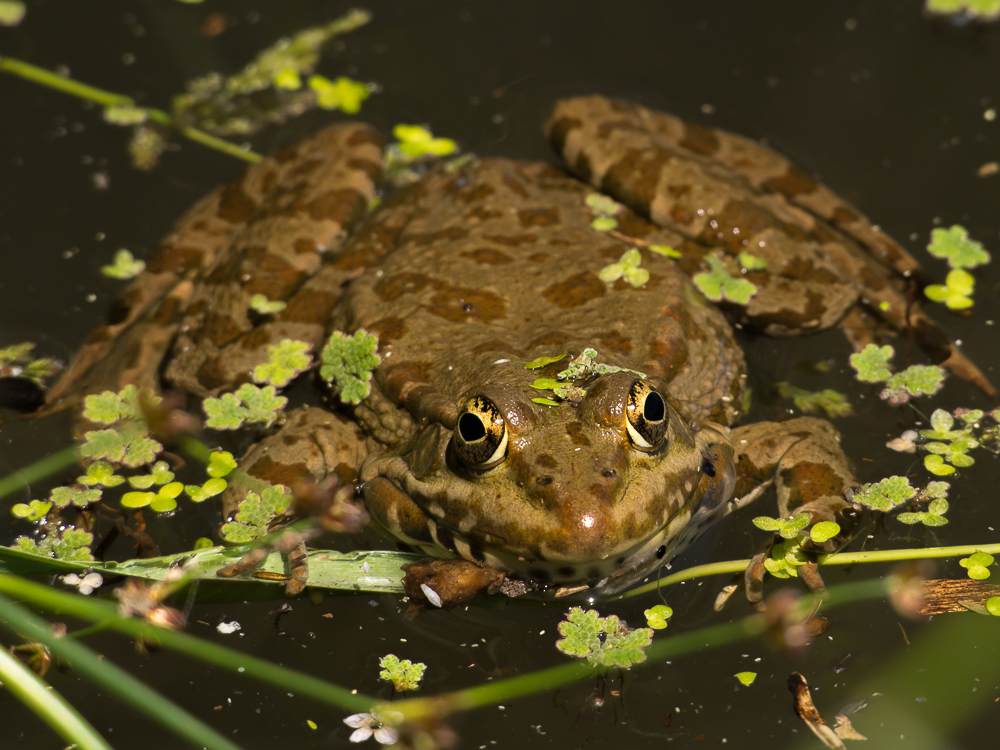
[48, 97, 993, 600]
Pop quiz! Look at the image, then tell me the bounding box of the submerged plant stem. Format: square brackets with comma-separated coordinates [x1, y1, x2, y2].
[0, 56, 261, 163]
[0, 645, 113, 750]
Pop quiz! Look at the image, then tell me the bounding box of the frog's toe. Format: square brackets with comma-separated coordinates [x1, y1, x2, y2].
[744, 552, 769, 611]
[401, 558, 506, 610]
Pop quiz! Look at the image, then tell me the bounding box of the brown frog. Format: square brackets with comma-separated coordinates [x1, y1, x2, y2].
[47, 96, 993, 603]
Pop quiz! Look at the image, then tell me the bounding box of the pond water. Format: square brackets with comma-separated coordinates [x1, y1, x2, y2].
[2, 1, 1000, 748]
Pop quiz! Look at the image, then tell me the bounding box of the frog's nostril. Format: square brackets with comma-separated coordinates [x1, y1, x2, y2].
[601, 468, 616, 478]
[536, 476, 553, 486]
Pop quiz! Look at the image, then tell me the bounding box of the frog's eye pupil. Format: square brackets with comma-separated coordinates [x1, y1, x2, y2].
[458, 412, 486, 442]
[454, 396, 508, 468]
[626, 381, 669, 451]
[644, 391, 665, 422]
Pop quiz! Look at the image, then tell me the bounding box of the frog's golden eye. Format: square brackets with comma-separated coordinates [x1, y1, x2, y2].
[454, 396, 508, 467]
[626, 380, 668, 451]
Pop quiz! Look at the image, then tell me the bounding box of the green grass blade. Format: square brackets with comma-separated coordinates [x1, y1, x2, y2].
[0, 591, 244, 750]
[0, 645, 114, 750]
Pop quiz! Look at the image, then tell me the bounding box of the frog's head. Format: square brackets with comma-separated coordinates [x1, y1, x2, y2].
[362, 370, 736, 596]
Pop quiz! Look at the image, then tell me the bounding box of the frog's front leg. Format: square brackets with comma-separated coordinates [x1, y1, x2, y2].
[216, 406, 369, 595]
[729, 417, 856, 607]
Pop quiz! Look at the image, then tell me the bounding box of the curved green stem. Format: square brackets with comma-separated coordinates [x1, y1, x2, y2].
[0, 56, 261, 163]
[0, 645, 113, 750]
[0, 444, 79, 501]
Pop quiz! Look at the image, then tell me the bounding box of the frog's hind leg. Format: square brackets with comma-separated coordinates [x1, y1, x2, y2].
[546, 96, 995, 396]
[729, 417, 857, 609]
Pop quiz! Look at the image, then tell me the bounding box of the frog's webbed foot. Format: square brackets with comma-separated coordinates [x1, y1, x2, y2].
[545, 96, 995, 396]
[216, 529, 310, 596]
[401, 558, 507, 613]
[730, 417, 858, 608]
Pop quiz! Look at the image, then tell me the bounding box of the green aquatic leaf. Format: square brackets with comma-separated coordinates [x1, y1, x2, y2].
[378, 654, 426, 692]
[128, 460, 175, 489]
[272, 68, 302, 90]
[648, 244, 682, 258]
[0, 342, 61, 385]
[50, 486, 100, 509]
[253, 340, 313, 388]
[693, 254, 757, 305]
[0, 1, 27, 26]
[752, 512, 810, 539]
[102, 104, 147, 126]
[207, 451, 237, 478]
[249, 294, 287, 314]
[531, 378, 560, 391]
[921, 409, 965, 440]
[926, 225, 991, 269]
[809, 521, 841, 544]
[14, 528, 94, 562]
[924, 454, 957, 476]
[78, 460, 125, 488]
[775, 382, 852, 418]
[880, 365, 946, 405]
[185, 477, 228, 503]
[79, 428, 128, 463]
[121, 491, 155, 508]
[221, 485, 292, 543]
[735, 672, 757, 687]
[83, 391, 124, 425]
[203, 392, 250, 430]
[737, 251, 768, 270]
[237, 383, 287, 427]
[924, 268, 975, 310]
[643, 604, 673, 630]
[591, 216, 619, 232]
[598, 248, 649, 287]
[987, 597, 1000, 616]
[309, 75, 370, 114]
[960, 551, 994, 580]
[393, 124, 457, 157]
[555, 607, 652, 668]
[849, 343, 894, 383]
[531, 397, 560, 407]
[585, 193, 623, 217]
[320, 329, 381, 404]
[853, 476, 916, 511]
[100, 249, 146, 279]
[524, 352, 567, 370]
[10, 500, 52, 522]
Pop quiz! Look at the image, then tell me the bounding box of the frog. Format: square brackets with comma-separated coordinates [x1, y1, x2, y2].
[45, 96, 994, 605]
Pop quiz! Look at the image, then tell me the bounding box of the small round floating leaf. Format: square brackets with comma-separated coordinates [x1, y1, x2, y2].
[532, 398, 560, 406]
[101, 249, 146, 280]
[585, 193, 622, 216]
[737, 251, 767, 270]
[752, 516, 783, 532]
[249, 294, 287, 314]
[253, 340, 313, 388]
[735, 672, 757, 687]
[849, 344, 894, 383]
[193, 537, 214, 550]
[643, 604, 673, 630]
[83, 391, 123, 425]
[598, 262, 625, 283]
[624, 267, 650, 288]
[79, 460, 125, 487]
[986, 597, 1000, 616]
[149, 495, 178, 513]
[590, 217, 618, 232]
[309, 75, 370, 113]
[207, 451, 237, 478]
[810, 522, 841, 544]
[121, 491, 154, 508]
[648, 244, 682, 258]
[693, 254, 757, 305]
[924, 454, 957, 476]
[927, 225, 991, 269]
[273, 68, 302, 90]
[531, 378, 560, 391]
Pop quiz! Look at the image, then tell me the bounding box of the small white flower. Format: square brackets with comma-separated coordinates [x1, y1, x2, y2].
[216, 620, 241, 634]
[62, 572, 103, 595]
[343, 713, 399, 745]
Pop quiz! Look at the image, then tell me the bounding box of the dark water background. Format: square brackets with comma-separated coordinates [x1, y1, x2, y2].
[2, 1, 1000, 747]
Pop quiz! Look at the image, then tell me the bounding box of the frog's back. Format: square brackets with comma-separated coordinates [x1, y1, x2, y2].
[333, 158, 745, 427]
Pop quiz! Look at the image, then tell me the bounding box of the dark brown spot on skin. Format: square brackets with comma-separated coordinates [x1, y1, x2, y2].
[572, 152, 594, 183]
[647, 335, 689, 381]
[260, 170, 278, 194]
[528, 330, 572, 348]
[535, 454, 558, 469]
[542, 272, 606, 309]
[146, 244, 207, 275]
[470, 339, 522, 356]
[502, 175, 530, 198]
[482, 233, 538, 246]
[242, 251, 304, 298]
[565, 422, 591, 447]
[307, 188, 366, 226]
[217, 176, 257, 223]
[408, 226, 469, 246]
[704, 199, 789, 252]
[615, 212, 656, 238]
[679, 121, 720, 155]
[518, 208, 560, 227]
[425, 286, 506, 323]
[762, 166, 819, 197]
[781, 256, 842, 284]
[596, 330, 632, 357]
[600, 148, 672, 215]
[375, 272, 433, 302]
[732, 453, 771, 502]
[380, 361, 433, 402]
[345, 126, 384, 149]
[239, 326, 273, 351]
[456, 183, 495, 204]
[528, 253, 550, 262]
[280, 288, 337, 324]
[194, 356, 235, 392]
[366, 316, 408, 345]
[670, 203, 694, 225]
[294, 238, 318, 254]
[202, 313, 245, 348]
[271, 142, 300, 165]
[151, 295, 185, 326]
[831, 205, 860, 224]
[780, 461, 846, 507]
[466, 206, 504, 221]
[245, 455, 313, 488]
[345, 157, 382, 184]
[459, 248, 513, 265]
